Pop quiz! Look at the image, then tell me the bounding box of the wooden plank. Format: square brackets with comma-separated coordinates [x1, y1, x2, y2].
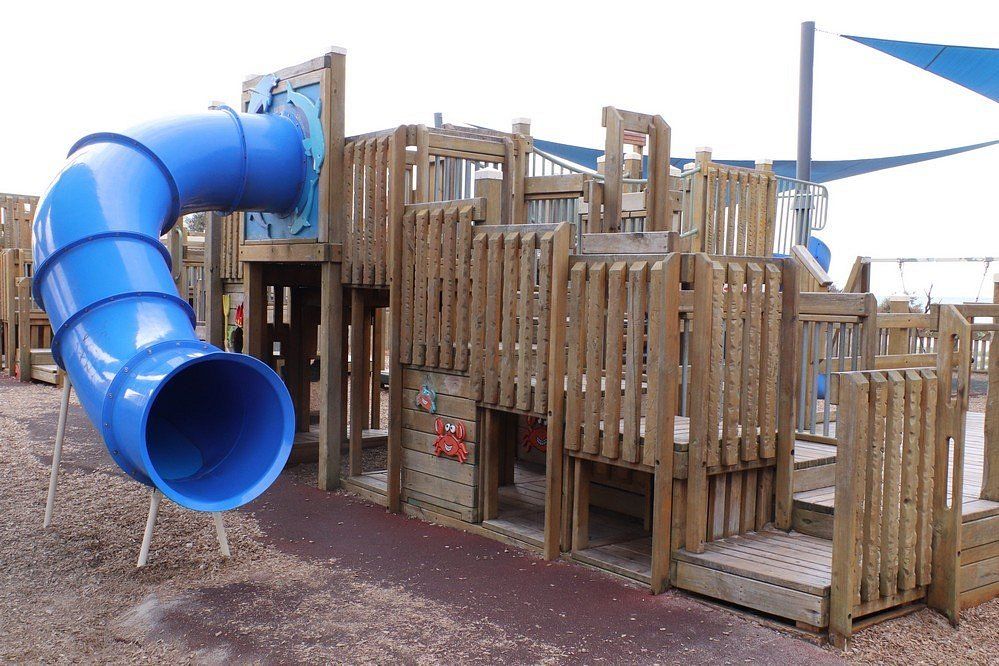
[364, 139, 377, 283]
[425, 208, 443, 367]
[499, 233, 521, 407]
[534, 232, 554, 413]
[601, 262, 627, 461]
[483, 235, 504, 403]
[861, 372, 888, 603]
[880, 371, 905, 597]
[399, 210, 416, 364]
[829, 373, 867, 648]
[374, 137, 388, 284]
[438, 206, 457, 369]
[454, 207, 473, 371]
[706, 261, 726, 468]
[775, 259, 798, 530]
[675, 561, 827, 627]
[583, 263, 607, 456]
[622, 262, 647, 464]
[565, 262, 587, 452]
[516, 233, 536, 411]
[386, 125, 408, 512]
[759, 264, 781, 458]
[897, 370, 922, 591]
[741, 263, 763, 462]
[722, 263, 744, 466]
[412, 210, 429, 366]
[543, 223, 572, 560]
[917, 370, 937, 586]
[686, 255, 714, 553]
[571, 458, 591, 551]
[468, 234, 488, 399]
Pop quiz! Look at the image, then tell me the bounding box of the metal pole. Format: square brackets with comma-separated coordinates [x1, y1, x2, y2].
[795, 21, 816, 245]
[137, 489, 162, 567]
[43, 376, 72, 528]
[797, 21, 815, 182]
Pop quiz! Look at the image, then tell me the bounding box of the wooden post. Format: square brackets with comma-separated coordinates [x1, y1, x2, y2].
[369, 308, 383, 429]
[887, 296, 910, 356]
[474, 169, 503, 226]
[928, 305, 970, 625]
[982, 274, 999, 500]
[318, 261, 346, 491]
[646, 118, 672, 232]
[348, 289, 368, 475]
[244, 262, 267, 361]
[204, 211, 225, 348]
[602, 107, 623, 231]
[16, 277, 30, 382]
[543, 222, 571, 559]
[775, 257, 800, 529]
[386, 125, 408, 511]
[828, 373, 866, 648]
[3, 250, 16, 376]
[691, 147, 712, 252]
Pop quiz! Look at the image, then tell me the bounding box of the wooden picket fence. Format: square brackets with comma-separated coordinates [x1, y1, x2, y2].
[829, 368, 939, 644]
[684, 255, 794, 550]
[561, 254, 677, 468]
[398, 200, 481, 371]
[343, 134, 392, 286]
[468, 224, 565, 416]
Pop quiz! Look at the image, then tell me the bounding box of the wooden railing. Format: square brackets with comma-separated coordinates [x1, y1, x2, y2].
[468, 224, 568, 416]
[561, 254, 678, 469]
[796, 292, 878, 437]
[792, 245, 833, 292]
[343, 133, 393, 286]
[828, 303, 972, 645]
[684, 255, 796, 550]
[398, 199, 483, 371]
[0, 193, 38, 251]
[829, 367, 941, 646]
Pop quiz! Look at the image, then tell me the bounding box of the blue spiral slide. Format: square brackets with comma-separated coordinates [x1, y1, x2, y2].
[32, 109, 307, 512]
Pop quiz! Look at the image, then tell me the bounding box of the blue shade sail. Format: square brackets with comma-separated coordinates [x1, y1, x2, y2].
[843, 34, 999, 104]
[531, 137, 999, 184]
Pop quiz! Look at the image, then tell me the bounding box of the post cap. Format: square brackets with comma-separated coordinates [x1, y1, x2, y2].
[756, 158, 773, 166]
[475, 168, 503, 180]
[695, 146, 713, 154]
[596, 155, 606, 164]
[329, 45, 348, 55]
[512, 117, 531, 125]
[625, 152, 642, 161]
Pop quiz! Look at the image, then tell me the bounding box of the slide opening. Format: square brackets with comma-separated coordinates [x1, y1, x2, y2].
[144, 355, 291, 510]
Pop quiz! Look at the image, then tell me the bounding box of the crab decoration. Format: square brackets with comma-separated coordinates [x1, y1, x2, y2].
[522, 416, 548, 454]
[433, 418, 468, 463]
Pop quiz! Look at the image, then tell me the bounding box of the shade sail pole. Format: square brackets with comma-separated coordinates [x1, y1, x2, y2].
[795, 21, 816, 245]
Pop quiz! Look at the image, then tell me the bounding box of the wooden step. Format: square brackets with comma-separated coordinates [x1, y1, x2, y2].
[30, 364, 61, 386]
[30, 348, 53, 365]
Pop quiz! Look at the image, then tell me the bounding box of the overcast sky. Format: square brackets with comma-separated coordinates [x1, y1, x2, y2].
[2, 1, 996, 300]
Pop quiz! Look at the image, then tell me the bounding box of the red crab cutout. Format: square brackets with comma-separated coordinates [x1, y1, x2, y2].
[522, 416, 548, 453]
[433, 418, 468, 463]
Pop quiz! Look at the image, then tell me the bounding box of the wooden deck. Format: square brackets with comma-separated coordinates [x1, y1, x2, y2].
[482, 463, 547, 547]
[674, 530, 832, 627]
[794, 412, 999, 522]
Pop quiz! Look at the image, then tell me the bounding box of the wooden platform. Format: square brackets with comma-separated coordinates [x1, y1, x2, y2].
[482, 463, 547, 548]
[674, 529, 832, 627]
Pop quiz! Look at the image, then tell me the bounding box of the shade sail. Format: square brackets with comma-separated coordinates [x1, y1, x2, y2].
[532, 137, 999, 183]
[843, 34, 999, 103]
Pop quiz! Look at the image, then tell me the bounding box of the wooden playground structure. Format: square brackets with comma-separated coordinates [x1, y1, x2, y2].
[8, 50, 998, 647]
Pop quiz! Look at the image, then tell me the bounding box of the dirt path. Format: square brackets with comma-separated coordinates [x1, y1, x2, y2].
[0, 375, 990, 664]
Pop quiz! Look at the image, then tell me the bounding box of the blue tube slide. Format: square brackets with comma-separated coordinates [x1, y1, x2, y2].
[32, 109, 305, 512]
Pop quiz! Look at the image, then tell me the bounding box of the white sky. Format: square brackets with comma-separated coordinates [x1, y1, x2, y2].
[1, 1, 996, 300]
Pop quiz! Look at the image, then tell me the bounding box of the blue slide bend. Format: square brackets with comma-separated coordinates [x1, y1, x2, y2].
[33, 109, 306, 512]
